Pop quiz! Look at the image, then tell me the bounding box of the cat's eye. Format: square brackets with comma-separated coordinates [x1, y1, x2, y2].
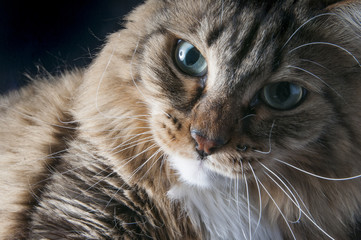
[174, 40, 207, 77]
[261, 82, 306, 110]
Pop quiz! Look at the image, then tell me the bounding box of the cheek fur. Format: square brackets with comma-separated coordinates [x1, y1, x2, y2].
[150, 111, 195, 158]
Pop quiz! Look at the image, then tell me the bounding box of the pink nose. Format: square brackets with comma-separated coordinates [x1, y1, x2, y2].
[191, 130, 225, 157]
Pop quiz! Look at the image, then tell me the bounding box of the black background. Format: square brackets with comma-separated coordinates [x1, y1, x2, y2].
[0, 0, 143, 94]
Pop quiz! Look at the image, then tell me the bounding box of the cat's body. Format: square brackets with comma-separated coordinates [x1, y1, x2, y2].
[1, 0, 361, 239]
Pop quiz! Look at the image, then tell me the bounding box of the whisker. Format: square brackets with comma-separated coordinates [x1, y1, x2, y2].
[287, 65, 345, 101]
[275, 170, 314, 221]
[56, 114, 151, 126]
[157, 152, 167, 187]
[34, 165, 90, 187]
[263, 172, 302, 223]
[111, 131, 152, 148]
[113, 143, 159, 174]
[111, 137, 155, 155]
[289, 42, 361, 67]
[299, 59, 330, 71]
[273, 158, 361, 181]
[89, 144, 158, 195]
[244, 175, 252, 240]
[253, 120, 275, 155]
[258, 161, 302, 222]
[15, 148, 68, 167]
[257, 179, 297, 240]
[105, 144, 159, 207]
[126, 148, 162, 182]
[0, 104, 80, 132]
[240, 159, 245, 181]
[107, 130, 153, 141]
[282, 13, 337, 50]
[297, 207, 335, 239]
[234, 175, 246, 239]
[248, 163, 262, 237]
[137, 150, 164, 183]
[257, 174, 334, 238]
[241, 114, 256, 121]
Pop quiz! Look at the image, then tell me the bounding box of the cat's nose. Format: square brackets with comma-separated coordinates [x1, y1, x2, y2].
[191, 130, 226, 158]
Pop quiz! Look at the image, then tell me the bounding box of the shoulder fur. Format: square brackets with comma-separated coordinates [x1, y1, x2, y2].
[0, 71, 83, 238]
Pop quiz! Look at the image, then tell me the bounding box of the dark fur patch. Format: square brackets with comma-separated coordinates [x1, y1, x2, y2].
[22, 112, 78, 238]
[231, 19, 261, 67]
[27, 141, 194, 239]
[207, 24, 226, 47]
[350, 216, 361, 240]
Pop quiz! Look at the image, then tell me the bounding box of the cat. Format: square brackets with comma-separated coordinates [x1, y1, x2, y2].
[1, 0, 361, 239]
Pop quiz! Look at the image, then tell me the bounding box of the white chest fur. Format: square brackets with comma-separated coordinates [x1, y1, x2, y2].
[167, 156, 281, 240]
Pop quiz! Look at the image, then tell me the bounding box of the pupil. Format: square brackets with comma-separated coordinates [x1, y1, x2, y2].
[185, 48, 200, 66]
[276, 82, 290, 102]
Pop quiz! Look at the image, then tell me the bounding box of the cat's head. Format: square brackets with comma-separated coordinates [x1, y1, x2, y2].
[115, 0, 361, 189]
[82, 0, 361, 189]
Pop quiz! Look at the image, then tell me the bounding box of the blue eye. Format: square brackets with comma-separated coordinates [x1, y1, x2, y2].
[261, 82, 306, 110]
[174, 40, 207, 77]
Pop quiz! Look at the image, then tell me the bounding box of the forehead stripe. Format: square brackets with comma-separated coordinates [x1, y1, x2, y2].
[207, 24, 226, 47]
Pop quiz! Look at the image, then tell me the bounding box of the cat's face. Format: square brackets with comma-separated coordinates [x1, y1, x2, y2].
[128, 0, 361, 188]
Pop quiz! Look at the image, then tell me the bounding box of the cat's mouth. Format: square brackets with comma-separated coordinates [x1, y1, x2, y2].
[167, 151, 268, 189]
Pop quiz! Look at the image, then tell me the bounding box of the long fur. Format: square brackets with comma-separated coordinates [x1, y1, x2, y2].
[1, 0, 361, 239]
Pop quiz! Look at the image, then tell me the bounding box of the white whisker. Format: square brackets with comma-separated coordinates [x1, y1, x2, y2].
[111, 131, 152, 148]
[275, 170, 314, 221]
[129, 148, 163, 183]
[289, 42, 361, 67]
[15, 148, 68, 167]
[253, 120, 275, 155]
[298, 207, 335, 240]
[282, 13, 337, 49]
[241, 114, 256, 121]
[111, 137, 155, 155]
[244, 175, 252, 240]
[299, 59, 329, 71]
[107, 130, 153, 141]
[113, 143, 159, 173]
[258, 179, 296, 240]
[99, 144, 159, 206]
[258, 161, 302, 222]
[248, 162, 262, 237]
[263, 172, 302, 223]
[273, 158, 361, 181]
[138, 152, 165, 182]
[287, 65, 345, 101]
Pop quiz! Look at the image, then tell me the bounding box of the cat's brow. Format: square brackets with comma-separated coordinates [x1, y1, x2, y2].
[207, 24, 226, 47]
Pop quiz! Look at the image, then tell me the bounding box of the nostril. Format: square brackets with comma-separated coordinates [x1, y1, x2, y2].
[191, 130, 225, 156]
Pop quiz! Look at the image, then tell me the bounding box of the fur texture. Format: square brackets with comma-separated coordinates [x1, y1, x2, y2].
[1, 0, 361, 239]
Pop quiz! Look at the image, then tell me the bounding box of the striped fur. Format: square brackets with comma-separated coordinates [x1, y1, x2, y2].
[1, 0, 361, 239]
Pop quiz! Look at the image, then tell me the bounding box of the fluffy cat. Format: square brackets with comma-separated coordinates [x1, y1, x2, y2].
[1, 0, 361, 239]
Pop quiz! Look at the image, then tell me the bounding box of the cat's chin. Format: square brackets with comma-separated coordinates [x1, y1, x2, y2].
[167, 155, 215, 189]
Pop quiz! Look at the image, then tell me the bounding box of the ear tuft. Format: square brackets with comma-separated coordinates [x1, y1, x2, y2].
[325, 0, 360, 10]
[307, 0, 356, 10]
